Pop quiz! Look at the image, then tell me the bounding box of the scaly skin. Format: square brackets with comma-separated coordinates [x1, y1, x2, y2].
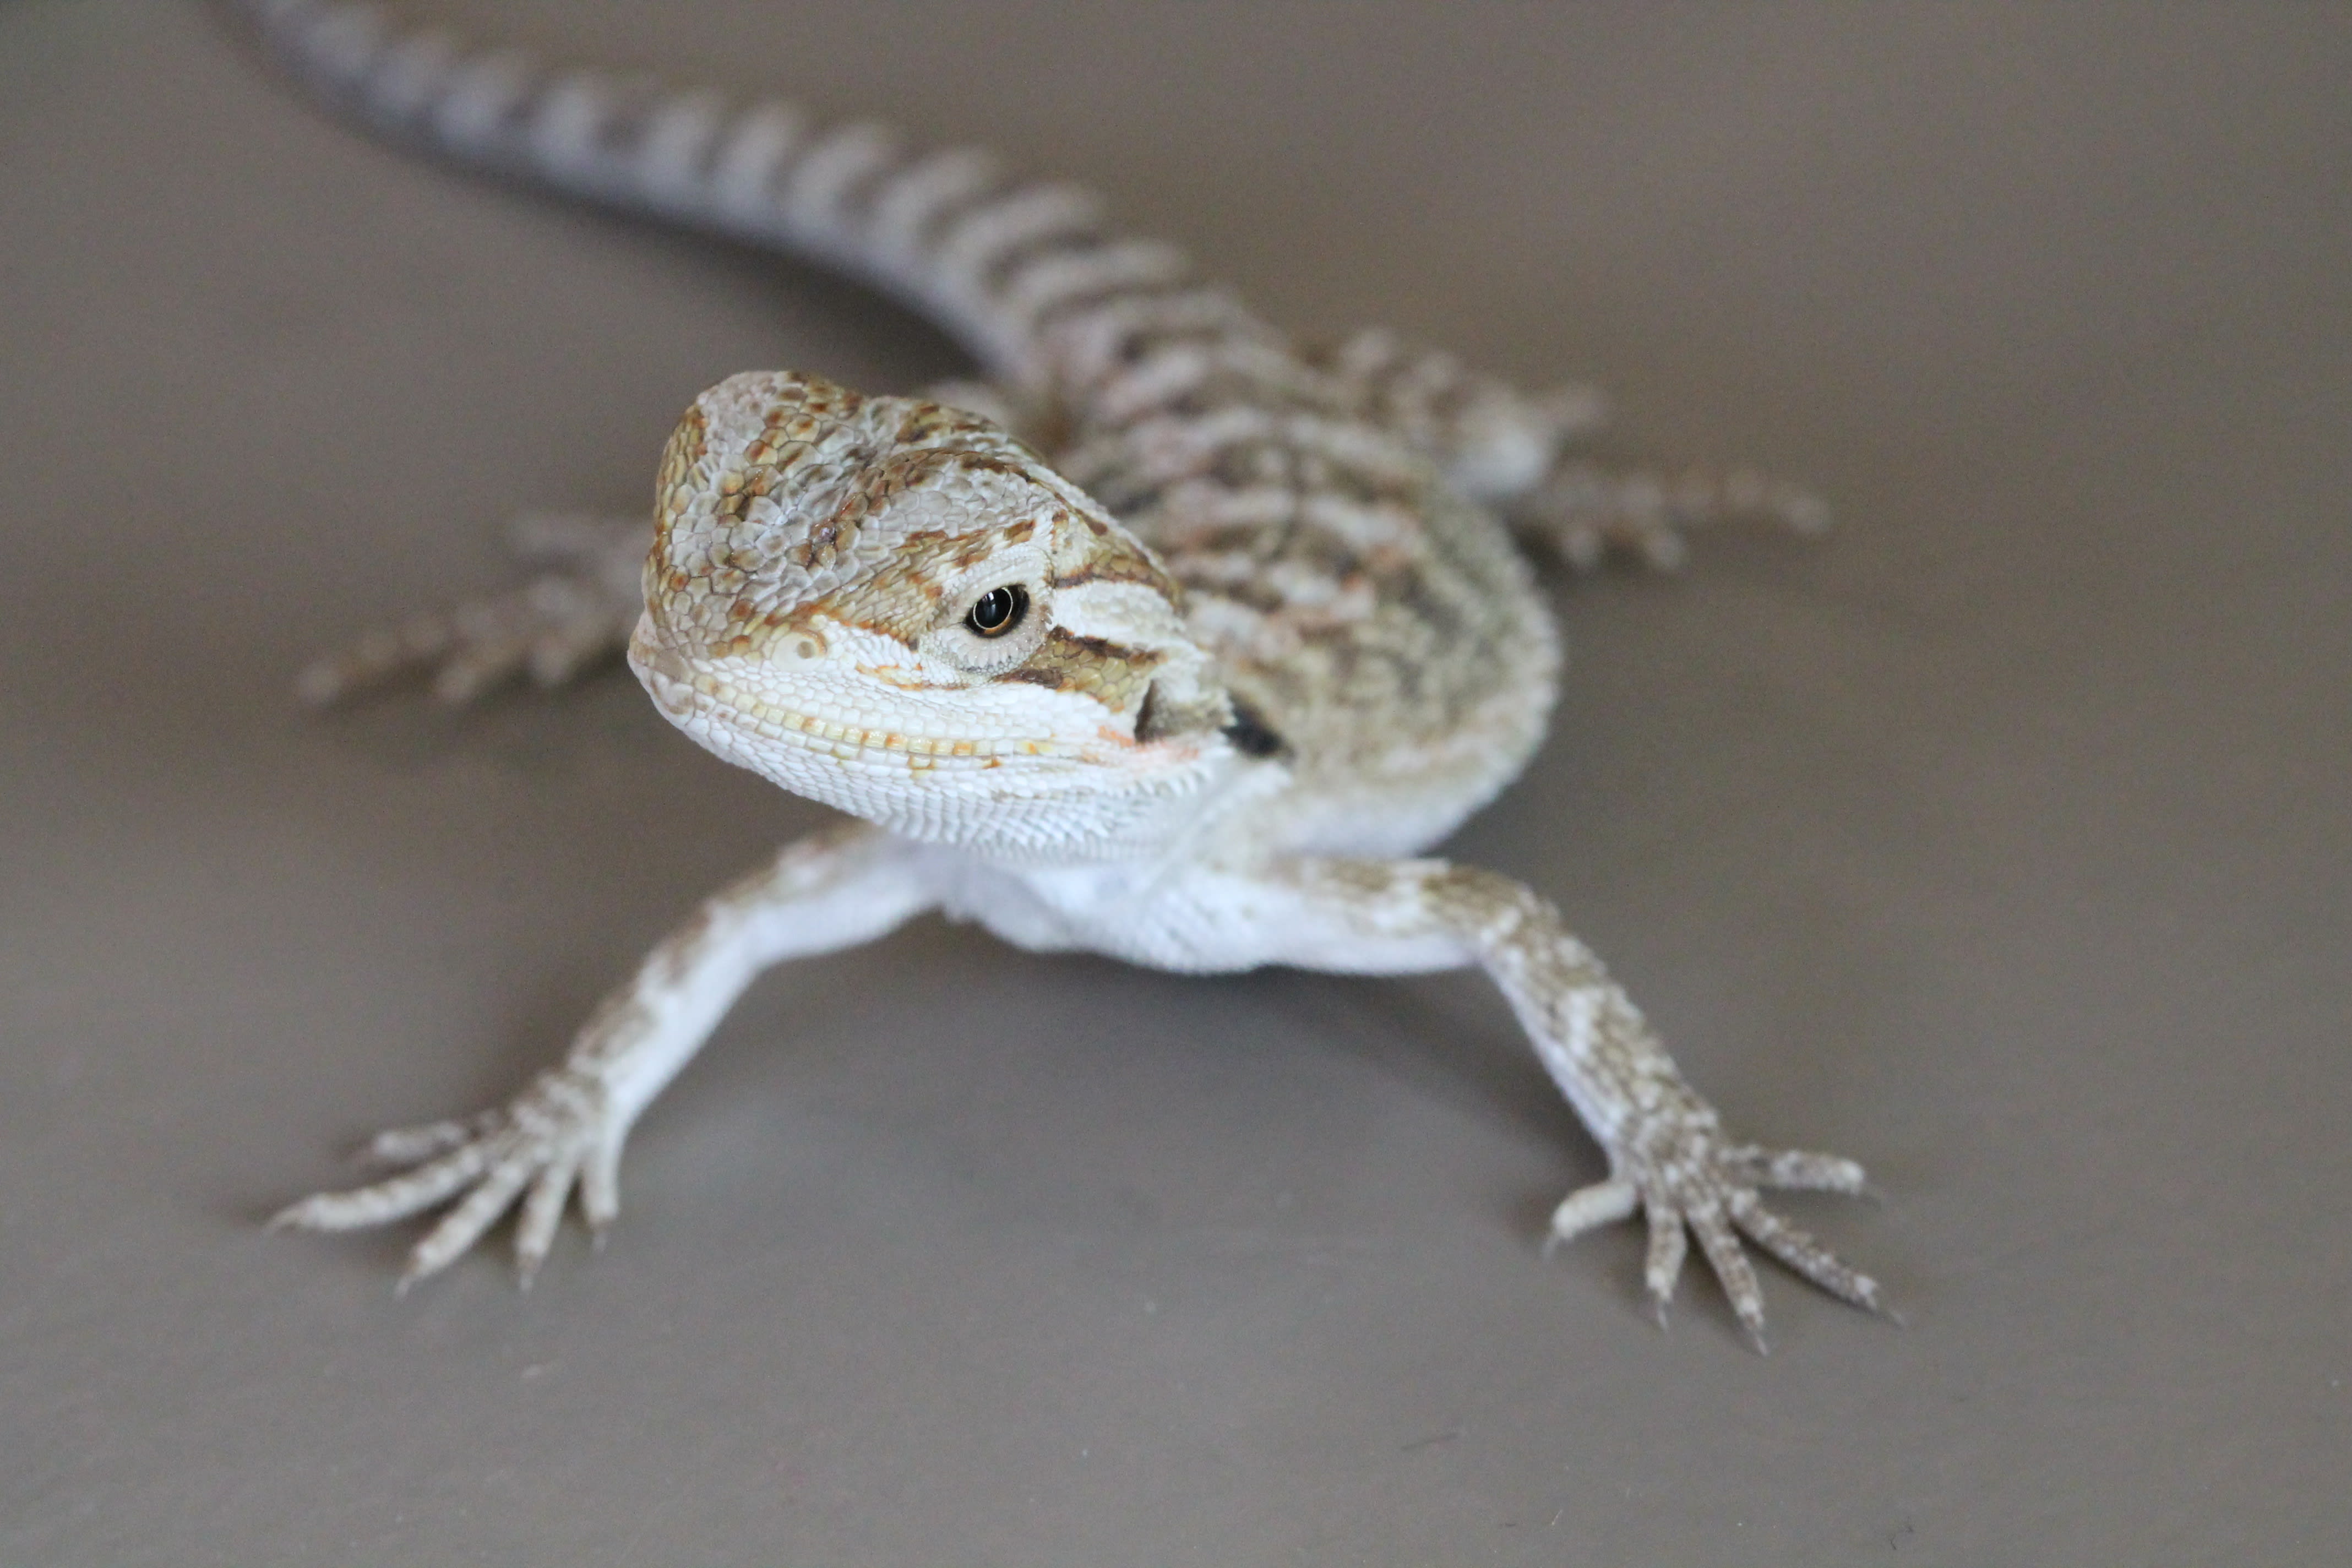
[243, 0, 1877, 1348]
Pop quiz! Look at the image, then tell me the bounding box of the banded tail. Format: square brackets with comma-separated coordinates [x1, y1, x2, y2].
[227, 0, 1232, 397]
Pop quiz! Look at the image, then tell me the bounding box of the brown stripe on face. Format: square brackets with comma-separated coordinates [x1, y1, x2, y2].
[798, 445, 1043, 573]
[779, 527, 993, 646]
[1050, 511, 1183, 601]
[753, 505, 1050, 652]
[1055, 551, 1172, 594]
[1003, 627, 1164, 717]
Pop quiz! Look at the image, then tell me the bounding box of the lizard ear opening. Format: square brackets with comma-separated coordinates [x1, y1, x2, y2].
[1133, 676, 1222, 745]
[1218, 698, 1288, 758]
[1135, 676, 1283, 758]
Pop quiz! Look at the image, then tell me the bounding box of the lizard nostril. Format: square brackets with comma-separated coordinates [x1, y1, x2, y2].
[628, 634, 698, 714]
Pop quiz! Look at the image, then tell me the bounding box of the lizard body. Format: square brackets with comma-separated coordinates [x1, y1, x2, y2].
[248, 0, 1882, 1348]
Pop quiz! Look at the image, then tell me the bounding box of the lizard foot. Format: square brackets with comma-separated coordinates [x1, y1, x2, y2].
[297, 513, 645, 705]
[1515, 461, 1830, 573]
[1544, 1092, 1887, 1351]
[271, 1065, 624, 1288]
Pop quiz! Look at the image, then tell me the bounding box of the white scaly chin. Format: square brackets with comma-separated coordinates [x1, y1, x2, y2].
[628, 614, 1241, 864]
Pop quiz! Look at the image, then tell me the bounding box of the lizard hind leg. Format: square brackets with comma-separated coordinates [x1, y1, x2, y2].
[296, 511, 647, 706]
[1508, 459, 1832, 575]
[1313, 325, 1830, 573]
[1315, 325, 1609, 504]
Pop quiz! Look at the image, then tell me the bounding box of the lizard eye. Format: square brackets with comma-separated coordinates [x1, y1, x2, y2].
[965, 584, 1028, 638]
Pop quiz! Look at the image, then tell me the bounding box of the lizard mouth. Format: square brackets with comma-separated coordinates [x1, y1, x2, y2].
[628, 625, 1080, 766]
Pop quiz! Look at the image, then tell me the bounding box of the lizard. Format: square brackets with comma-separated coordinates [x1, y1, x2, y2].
[241, 0, 1886, 1351]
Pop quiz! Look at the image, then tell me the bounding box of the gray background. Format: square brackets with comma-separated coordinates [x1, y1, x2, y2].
[3, 1, 2346, 1561]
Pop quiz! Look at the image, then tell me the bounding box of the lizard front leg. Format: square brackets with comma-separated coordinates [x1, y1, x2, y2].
[274, 822, 937, 1286]
[1151, 855, 1887, 1348]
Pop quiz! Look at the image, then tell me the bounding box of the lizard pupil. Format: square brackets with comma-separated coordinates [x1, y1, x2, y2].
[966, 585, 1027, 638]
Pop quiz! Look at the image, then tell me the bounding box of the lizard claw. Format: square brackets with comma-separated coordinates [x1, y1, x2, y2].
[274, 1066, 622, 1287]
[1545, 1102, 1888, 1349]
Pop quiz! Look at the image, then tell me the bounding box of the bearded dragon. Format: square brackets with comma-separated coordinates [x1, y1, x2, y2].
[245, 0, 1885, 1349]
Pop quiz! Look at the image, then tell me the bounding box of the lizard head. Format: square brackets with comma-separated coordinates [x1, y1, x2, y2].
[627, 370, 1249, 861]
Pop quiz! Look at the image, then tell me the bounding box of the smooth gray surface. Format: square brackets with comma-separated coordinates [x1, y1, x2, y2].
[4, 2, 2347, 1561]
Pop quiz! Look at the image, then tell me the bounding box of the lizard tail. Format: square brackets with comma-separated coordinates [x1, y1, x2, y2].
[224, 0, 1202, 394]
